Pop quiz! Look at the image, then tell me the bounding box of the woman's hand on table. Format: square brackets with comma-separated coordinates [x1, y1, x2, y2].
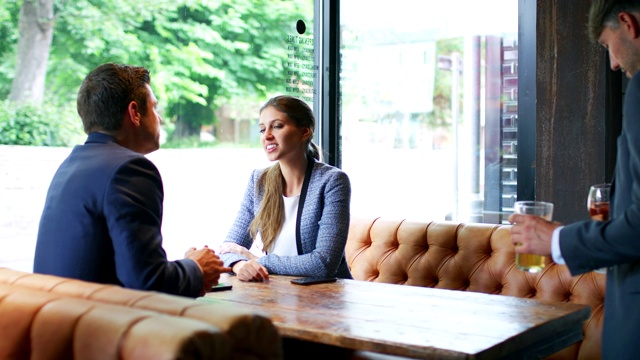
[219, 242, 259, 261]
[232, 260, 270, 282]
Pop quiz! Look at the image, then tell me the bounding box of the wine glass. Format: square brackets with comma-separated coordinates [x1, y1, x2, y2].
[587, 184, 611, 222]
[587, 183, 611, 273]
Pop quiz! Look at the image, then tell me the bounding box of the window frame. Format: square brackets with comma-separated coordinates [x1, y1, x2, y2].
[314, 0, 341, 167]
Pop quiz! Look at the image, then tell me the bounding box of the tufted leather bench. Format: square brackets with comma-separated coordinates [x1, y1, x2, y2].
[0, 267, 283, 360]
[0, 282, 229, 359]
[346, 217, 605, 360]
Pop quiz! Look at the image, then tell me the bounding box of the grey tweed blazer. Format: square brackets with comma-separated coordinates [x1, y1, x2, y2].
[220, 159, 352, 279]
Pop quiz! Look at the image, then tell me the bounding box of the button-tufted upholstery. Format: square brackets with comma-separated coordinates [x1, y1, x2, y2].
[0, 282, 229, 359]
[346, 217, 605, 360]
[0, 267, 283, 360]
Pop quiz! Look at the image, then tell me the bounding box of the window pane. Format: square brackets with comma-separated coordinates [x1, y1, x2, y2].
[340, 0, 518, 223]
[0, 0, 315, 271]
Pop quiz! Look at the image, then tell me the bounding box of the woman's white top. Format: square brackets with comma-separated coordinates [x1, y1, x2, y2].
[250, 195, 300, 257]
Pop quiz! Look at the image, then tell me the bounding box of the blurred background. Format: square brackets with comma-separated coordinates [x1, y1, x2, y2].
[0, 0, 517, 271]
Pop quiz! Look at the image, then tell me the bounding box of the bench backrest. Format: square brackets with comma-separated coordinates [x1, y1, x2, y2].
[0, 267, 282, 360]
[345, 217, 605, 360]
[0, 282, 229, 359]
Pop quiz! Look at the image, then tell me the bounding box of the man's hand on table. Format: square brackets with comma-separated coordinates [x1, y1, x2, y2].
[185, 246, 232, 295]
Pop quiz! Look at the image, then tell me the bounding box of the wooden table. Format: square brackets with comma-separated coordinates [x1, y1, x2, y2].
[202, 274, 591, 359]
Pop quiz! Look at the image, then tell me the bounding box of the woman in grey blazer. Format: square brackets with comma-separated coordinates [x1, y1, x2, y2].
[219, 95, 352, 281]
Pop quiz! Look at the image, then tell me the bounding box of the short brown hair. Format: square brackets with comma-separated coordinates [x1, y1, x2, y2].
[77, 63, 150, 134]
[588, 0, 640, 42]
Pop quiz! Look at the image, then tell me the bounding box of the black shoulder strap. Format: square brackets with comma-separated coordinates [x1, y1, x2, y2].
[295, 157, 315, 255]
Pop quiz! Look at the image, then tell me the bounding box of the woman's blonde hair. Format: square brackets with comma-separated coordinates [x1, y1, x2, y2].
[249, 96, 321, 252]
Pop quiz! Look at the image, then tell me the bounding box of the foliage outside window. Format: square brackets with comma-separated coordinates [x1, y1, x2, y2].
[1, 0, 313, 147]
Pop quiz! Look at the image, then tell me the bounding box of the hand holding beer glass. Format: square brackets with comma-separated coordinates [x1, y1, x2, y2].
[514, 201, 554, 273]
[587, 183, 611, 273]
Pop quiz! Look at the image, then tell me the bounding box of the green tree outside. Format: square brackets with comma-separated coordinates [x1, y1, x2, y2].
[1, 0, 313, 146]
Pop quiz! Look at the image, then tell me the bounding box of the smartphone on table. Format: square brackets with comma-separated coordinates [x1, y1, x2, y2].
[290, 277, 338, 286]
[210, 283, 233, 292]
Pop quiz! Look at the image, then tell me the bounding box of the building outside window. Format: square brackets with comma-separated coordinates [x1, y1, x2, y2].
[339, 0, 518, 223]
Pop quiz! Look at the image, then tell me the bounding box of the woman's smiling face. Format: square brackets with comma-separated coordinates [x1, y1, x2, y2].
[259, 106, 309, 163]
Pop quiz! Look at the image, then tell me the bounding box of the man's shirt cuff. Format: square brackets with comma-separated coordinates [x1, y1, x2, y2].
[551, 226, 566, 264]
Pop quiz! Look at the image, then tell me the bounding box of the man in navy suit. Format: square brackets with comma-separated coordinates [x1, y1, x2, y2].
[34, 63, 230, 297]
[509, 1, 640, 358]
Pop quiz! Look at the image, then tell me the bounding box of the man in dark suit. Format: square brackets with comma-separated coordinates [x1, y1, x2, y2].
[34, 63, 230, 297]
[509, 1, 640, 358]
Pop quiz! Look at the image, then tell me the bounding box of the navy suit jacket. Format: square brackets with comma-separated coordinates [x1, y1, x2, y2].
[34, 132, 203, 297]
[560, 72, 640, 359]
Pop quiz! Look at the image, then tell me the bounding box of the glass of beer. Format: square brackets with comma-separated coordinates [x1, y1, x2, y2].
[514, 201, 554, 273]
[587, 183, 611, 273]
